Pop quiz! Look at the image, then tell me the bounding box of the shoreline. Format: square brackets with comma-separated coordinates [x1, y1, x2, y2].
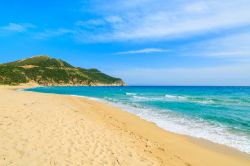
[0, 86, 249, 165]
[23, 87, 250, 157]
[95, 97, 250, 157]
[72, 94, 250, 157]
[18, 87, 250, 159]
[62, 96, 250, 159]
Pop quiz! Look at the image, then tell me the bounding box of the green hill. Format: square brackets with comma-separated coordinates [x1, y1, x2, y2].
[0, 55, 126, 86]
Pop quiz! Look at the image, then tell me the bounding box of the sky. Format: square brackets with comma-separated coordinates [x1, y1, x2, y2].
[0, 0, 250, 85]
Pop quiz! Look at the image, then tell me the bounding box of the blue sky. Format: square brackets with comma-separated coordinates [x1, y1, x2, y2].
[0, 0, 250, 85]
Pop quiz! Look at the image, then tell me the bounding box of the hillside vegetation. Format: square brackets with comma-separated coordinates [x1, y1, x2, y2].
[0, 56, 125, 86]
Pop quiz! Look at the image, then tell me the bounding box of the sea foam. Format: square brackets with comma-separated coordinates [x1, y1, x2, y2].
[105, 100, 250, 154]
[26, 86, 250, 154]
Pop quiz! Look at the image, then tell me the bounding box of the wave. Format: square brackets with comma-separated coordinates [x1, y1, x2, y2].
[165, 94, 187, 100]
[132, 95, 149, 100]
[70, 95, 101, 101]
[125, 92, 137, 96]
[165, 94, 216, 104]
[129, 94, 215, 105]
[164, 94, 250, 106]
[26, 86, 250, 154]
[103, 99, 250, 154]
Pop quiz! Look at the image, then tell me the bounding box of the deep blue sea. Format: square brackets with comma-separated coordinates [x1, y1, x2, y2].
[25, 86, 250, 153]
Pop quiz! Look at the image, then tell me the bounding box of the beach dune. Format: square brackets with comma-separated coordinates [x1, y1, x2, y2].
[0, 87, 249, 166]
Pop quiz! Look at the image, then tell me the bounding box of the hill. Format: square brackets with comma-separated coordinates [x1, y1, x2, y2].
[0, 56, 126, 86]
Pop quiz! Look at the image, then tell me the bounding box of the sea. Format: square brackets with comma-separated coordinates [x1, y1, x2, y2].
[25, 86, 250, 154]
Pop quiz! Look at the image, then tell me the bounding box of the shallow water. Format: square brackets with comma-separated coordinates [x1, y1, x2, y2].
[26, 86, 250, 153]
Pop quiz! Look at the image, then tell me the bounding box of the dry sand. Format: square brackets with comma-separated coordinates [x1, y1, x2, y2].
[0, 86, 249, 166]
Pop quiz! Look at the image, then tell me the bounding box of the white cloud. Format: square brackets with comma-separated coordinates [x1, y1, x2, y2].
[76, 19, 106, 27]
[105, 16, 123, 24]
[36, 28, 74, 39]
[183, 30, 250, 61]
[184, 1, 208, 13]
[116, 48, 169, 55]
[3, 23, 26, 32]
[0, 23, 35, 33]
[78, 0, 250, 42]
[205, 51, 250, 58]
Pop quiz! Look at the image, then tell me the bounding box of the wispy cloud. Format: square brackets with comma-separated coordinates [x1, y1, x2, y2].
[35, 28, 74, 39]
[77, 0, 250, 42]
[116, 48, 169, 55]
[0, 23, 35, 34]
[75, 19, 106, 27]
[184, 1, 208, 13]
[205, 51, 250, 58]
[183, 30, 250, 61]
[105, 16, 123, 24]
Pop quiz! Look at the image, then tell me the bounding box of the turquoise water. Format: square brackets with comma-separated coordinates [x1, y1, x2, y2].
[26, 86, 250, 153]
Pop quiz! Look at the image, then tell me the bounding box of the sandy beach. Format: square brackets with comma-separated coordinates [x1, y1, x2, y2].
[0, 86, 249, 166]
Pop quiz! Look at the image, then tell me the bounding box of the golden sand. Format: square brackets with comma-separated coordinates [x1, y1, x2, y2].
[0, 86, 249, 166]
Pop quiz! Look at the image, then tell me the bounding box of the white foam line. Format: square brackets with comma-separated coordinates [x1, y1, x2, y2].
[24, 89, 250, 154]
[69, 95, 102, 101]
[96, 98, 250, 154]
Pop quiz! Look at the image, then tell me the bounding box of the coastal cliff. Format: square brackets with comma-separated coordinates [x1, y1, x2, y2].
[0, 55, 126, 86]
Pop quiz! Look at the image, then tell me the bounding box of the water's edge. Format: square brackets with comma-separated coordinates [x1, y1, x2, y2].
[23, 86, 250, 155]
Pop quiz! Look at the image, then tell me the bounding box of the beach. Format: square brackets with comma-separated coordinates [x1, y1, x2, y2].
[0, 86, 249, 166]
